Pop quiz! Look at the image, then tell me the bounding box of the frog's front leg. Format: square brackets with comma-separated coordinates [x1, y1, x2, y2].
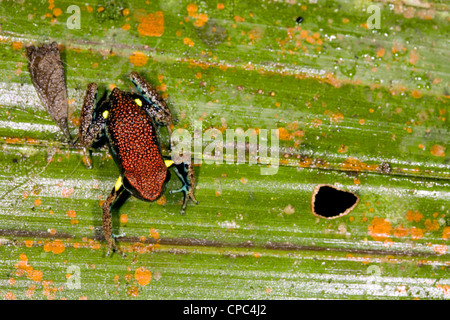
[78, 83, 107, 168]
[167, 161, 199, 215]
[102, 177, 128, 257]
[129, 72, 174, 144]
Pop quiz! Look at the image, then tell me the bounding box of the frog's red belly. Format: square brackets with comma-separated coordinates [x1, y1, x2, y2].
[107, 88, 167, 201]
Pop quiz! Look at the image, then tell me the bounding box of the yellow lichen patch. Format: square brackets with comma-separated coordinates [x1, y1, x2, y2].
[12, 42, 22, 50]
[340, 157, 378, 172]
[43, 239, 65, 254]
[156, 195, 166, 205]
[411, 89, 422, 99]
[430, 144, 445, 157]
[129, 51, 149, 67]
[368, 217, 392, 241]
[135, 267, 152, 286]
[137, 11, 164, 37]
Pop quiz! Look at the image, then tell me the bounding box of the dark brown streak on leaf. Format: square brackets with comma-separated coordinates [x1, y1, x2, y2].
[26, 42, 71, 140]
[0, 229, 440, 258]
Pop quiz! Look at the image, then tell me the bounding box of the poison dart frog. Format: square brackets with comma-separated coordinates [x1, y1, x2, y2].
[77, 72, 198, 256]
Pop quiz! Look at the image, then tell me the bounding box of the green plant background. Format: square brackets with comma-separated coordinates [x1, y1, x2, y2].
[0, 0, 448, 299]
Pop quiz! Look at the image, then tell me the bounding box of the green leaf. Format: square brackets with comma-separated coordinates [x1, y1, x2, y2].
[0, 0, 448, 300]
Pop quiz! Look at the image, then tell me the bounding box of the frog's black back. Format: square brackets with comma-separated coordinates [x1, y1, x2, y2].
[106, 88, 167, 201]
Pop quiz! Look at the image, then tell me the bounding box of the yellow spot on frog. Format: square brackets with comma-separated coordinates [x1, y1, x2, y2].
[114, 176, 123, 191]
[134, 98, 143, 106]
[102, 110, 109, 119]
[164, 160, 174, 167]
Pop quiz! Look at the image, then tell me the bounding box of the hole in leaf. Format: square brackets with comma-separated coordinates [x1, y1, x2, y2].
[311, 184, 359, 219]
[296, 16, 304, 24]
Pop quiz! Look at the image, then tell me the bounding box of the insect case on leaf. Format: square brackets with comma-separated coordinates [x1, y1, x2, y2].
[77, 72, 198, 256]
[26, 42, 71, 140]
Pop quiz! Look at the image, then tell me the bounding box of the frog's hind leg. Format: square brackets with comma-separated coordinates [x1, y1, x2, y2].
[167, 161, 199, 215]
[102, 176, 128, 257]
[78, 83, 108, 168]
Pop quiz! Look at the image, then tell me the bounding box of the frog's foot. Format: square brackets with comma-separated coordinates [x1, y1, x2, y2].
[106, 237, 127, 258]
[169, 184, 199, 215]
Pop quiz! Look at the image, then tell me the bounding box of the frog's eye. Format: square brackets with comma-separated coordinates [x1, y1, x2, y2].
[134, 98, 143, 107]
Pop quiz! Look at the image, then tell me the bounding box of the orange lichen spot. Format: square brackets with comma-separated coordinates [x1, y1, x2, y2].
[156, 195, 166, 205]
[234, 15, 245, 23]
[176, 29, 182, 37]
[433, 245, 448, 255]
[62, 188, 74, 198]
[53, 8, 62, 16]
[406, 210, 423, 222]
[49, 228, 56, 235]
[24, 240, 34, 248]
[194, 13, 209, 27]
[410, 227, 424, 240]
[44, 239, 65, 254]
[217, 3, 225, 10]
[137, 11, 164, 37]
[34, 199, 42, 206]
[240, 177, 248, 184]
[393, 225, 409, 238]
[436, 284, 450, 296]
[122, 8, 130, 16]
[9, 278, 16, 286]
[126, 286, 139, 297]
[409, 50, 419, 65]
[342, 18, 349, 23]
[26, 286, 36, 298]
[12, 42, 22, 50]
[300, 30, 308, 39]
[430, 144, 445, 157]
[129, 51, 149, 67]
[411, 89, 422, 99]
[120, 214, 128, 224]
[66, 210, 76, 218]
[97, 6, 104, 13]
[442, 226, 450, 240]
[338, 144, 348, 153]
[187, 3, 198, 17]
[311, 118, 322, 127]
[4, 292, 15, 300]
[353, 178, 360, 185]
[254, 252, 261, 258]
[183, 37, 194, 47]
[135, 267, 152, 286]
[122, 23, 131, 31]
[368, 217, 392, 241]
[331, 112, 344, 123]
[359, 119, 366, 125]
[424, 219, 439, 232]
[29, 269, 43, 282]
[86, 5, 93, 13]
[277, 127, 290, 141]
